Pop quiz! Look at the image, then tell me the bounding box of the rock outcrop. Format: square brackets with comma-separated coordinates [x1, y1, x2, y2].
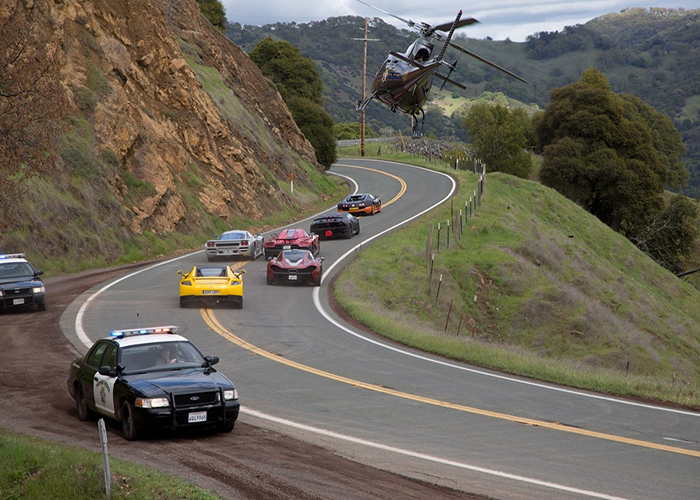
[12, 0, 323, 235]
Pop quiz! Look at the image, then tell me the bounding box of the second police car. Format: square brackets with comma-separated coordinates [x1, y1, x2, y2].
[0, 253, 46, 311]
[67, 326, 240, 440]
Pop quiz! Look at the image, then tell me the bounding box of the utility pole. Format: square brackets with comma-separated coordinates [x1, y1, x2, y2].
[353, 18, 378, 157]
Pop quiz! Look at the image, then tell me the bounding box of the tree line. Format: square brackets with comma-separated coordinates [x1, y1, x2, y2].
[462, 68, 698, 273]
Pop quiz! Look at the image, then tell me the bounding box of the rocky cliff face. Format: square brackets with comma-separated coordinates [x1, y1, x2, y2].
[18, 0, 322, 236]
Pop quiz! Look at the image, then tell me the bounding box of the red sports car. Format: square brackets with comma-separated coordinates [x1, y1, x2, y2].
[267, 248, 324, 286]
[264, 228, 320, 260]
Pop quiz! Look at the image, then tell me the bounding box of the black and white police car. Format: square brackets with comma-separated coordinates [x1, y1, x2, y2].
[0, 253, 46, 311]
[67, 326, 240, 440]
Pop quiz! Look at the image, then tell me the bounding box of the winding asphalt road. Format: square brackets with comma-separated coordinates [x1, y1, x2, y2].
[60, 158, 700, 500]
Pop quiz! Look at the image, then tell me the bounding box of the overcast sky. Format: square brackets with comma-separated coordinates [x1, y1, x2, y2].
[222, 1, 698, 42]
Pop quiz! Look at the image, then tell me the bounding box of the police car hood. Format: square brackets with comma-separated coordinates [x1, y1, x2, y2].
[124, 368, 232, 395]
[0, 276, 41, 287]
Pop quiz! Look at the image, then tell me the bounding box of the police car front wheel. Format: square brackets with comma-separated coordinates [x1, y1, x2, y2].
[121, 401, 139, 440]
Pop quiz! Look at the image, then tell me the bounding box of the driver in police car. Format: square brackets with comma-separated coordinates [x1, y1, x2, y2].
[155, 344, 177, 365]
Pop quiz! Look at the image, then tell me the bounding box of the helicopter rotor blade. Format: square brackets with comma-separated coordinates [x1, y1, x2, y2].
[356, 0, 415, 28]
[436, 73, 466, 90]
[448, 42, 529, 83]
[429, 17, 479, 34]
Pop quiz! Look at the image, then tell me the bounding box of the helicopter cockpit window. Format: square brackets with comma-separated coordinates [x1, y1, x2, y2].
[415, 49, 430, 63]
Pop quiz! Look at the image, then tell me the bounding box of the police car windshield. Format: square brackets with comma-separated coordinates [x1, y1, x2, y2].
[0, 262, 35, 279]
[119, 341, 205, 373]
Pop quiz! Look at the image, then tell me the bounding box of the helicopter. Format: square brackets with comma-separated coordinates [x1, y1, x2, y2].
[356, 0, 528, 138]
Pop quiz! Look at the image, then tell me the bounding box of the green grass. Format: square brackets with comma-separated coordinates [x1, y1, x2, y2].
[0, 429, 221, 500]
[335, 148, 700, 408]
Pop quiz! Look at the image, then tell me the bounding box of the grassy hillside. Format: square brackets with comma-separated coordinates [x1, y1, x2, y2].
[334, 149, 700, 408]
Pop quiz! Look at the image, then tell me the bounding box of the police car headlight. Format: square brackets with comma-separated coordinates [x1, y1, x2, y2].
[32, 285, 44, 294]
[135, 397, 170, 408]
[224, 389, 238, 401]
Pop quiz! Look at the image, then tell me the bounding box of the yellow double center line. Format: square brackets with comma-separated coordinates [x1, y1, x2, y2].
[334, 163, 407, 207]
[201, 308, 700, 458]
[212, 166, 698, 458]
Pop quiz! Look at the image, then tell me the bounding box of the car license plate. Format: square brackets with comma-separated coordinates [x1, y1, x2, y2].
[13, 298, 25, 305]
[188, 411, 207, 423]
[288, 275, 297, 281]
[203, 290, 220, 295]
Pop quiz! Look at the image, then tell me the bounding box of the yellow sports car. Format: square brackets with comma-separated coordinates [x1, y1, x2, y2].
[177, 265, 246, 308]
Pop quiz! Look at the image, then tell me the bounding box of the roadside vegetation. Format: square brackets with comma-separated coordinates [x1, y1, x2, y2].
[335, 143, 700, 409]
[0, 429, 220, 499]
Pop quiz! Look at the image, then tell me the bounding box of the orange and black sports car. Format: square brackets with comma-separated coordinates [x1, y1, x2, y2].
[263, 228, 320, 260]
[310, 212, 360, 240]
[337, 193, 382, 215]
[267, 247, 324, 286]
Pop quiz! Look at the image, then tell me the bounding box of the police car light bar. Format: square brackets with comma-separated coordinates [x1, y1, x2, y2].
[110, 326, 179, 338]
[0, 253, 26, 259]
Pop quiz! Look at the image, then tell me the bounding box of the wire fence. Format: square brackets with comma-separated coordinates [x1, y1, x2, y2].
[425, 159, 487, 336]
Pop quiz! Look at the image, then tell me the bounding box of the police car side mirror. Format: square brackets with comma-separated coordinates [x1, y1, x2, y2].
[98, 365, 115, 377]
[36, 270, 44, 276]
[320, 257, 325, 261]
[204, 355, 219, 366]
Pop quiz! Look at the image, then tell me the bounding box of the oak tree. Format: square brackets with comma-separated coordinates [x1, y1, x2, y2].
[462, 103, 533, 178]
[536, 67, 695, 269]
[249, 38, 336, 168]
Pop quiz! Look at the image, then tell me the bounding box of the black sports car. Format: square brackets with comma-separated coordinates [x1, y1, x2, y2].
[0, 253, 46, 311]
[337, 193, 382, 215]
[66, 326, 240, 440]
[310, 212, 360, 240]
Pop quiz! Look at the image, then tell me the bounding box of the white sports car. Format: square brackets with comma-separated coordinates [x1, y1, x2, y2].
[205, 230, 264, 261]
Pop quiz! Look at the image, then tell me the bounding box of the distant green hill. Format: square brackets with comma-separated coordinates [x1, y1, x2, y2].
[226, 8, 700, 198]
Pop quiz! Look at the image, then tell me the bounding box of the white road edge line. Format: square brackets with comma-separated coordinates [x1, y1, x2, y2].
[315, 160, 700, 418]
[241, 407, 631, 500]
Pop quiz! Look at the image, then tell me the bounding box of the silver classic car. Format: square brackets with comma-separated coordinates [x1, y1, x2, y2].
[205, 230, 264, 261]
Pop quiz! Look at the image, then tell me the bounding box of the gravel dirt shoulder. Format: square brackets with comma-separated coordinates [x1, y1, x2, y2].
[0, 262, 486, 499]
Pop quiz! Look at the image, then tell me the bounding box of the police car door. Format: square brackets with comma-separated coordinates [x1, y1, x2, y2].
[93, 343, 118, 417]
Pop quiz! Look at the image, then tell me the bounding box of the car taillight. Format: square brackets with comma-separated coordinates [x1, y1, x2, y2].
[325, 230, 333, 237]
[241, 240, 248, 245]
[206, 242, 215, 247]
